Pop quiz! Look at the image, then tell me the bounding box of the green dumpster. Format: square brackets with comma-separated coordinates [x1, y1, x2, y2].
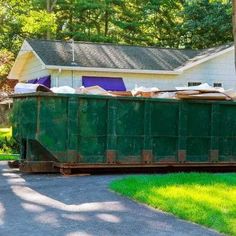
[11, 92, 236, 173]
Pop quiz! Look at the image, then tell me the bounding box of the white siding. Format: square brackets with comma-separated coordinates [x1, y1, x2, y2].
[17, 53, 50, 81]
[50, 70, 178, 90]
[50, 70, 82, 88]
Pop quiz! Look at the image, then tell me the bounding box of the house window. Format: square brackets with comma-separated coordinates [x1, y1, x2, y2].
[188, 82, 201, 87]
[213, 83, 222, 88]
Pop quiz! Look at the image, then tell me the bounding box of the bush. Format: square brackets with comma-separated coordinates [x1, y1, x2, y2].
[0, 128, 19, 154]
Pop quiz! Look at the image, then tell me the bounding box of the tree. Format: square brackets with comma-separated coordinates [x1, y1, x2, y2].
[181, 0, 232, 49]
[113, 0, 147, 45]
[46, 0, 58, 39]
[143, 0, 184, 47]
[0, 49, 14, 80]
[0, 0, 32, 53]
[56, 0, 102, 40]
[20, 10, 57, 39]
[0, 0, 234, 57]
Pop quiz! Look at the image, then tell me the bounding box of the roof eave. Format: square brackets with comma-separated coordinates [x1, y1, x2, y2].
[46, 65, 181, 75]
[175, 46, 234, 73]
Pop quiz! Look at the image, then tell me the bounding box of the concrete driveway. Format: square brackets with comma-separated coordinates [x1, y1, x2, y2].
[0, 161, 222, 236]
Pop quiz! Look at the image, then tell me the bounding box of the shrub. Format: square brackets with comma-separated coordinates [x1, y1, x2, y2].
[0, 128, 19, 154]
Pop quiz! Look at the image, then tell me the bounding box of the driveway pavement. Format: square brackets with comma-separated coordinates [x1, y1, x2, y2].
[0, 161, 222, 236]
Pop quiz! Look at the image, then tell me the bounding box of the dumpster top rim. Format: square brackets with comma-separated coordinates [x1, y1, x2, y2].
[10, 92, 236, 104]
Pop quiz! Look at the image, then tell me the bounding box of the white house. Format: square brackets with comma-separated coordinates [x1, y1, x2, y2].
[8, 39, 236, 90]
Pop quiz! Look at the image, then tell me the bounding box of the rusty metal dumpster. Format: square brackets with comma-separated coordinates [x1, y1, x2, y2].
[11, 92, 236, 174]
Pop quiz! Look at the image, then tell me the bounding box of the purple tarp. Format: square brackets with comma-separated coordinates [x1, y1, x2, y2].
[27, 79, 38, 84]
[82, 76, 126, 91]
[37, 75, 51, 88]
[27, 75, 51, 88]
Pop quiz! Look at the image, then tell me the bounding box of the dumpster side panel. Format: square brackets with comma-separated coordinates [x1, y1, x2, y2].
[151, 101, 178, 162]
[115, 100, 144, 163]
[37, 97, 68, 162]
[12, 97, 37, 140]
[77, 97, 107, 163]
[12, 98, 21, 140]
[219, 104, 236, 161]
[186, 103, 211, 162]
[12, 97, 38, 161]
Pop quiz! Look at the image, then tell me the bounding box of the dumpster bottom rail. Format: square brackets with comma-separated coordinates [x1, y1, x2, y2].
[54, 162, 236, 175]
[14, 161, 236, 175]
[19, 161, 58, 173]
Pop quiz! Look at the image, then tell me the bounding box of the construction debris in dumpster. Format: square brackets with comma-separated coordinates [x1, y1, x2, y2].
[13, 82, 236, 100]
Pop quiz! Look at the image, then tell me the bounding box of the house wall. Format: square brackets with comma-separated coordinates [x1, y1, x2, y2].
[15, 49, 235, 90]
[17, 53, 50, 82]
[179, 50, 236, 90]
[50, 70, 83, 88]
[49, 50, 236, 90]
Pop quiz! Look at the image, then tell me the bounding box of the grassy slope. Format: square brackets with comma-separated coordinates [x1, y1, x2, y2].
[110, 173, 236, 236]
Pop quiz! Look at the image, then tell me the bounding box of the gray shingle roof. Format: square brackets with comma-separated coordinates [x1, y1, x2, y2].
[26, 39, 233, 71]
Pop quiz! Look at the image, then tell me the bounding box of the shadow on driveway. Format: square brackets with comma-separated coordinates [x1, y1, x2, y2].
[0, 161, 222, 236]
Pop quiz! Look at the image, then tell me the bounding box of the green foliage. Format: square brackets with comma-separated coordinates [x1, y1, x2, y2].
[110, 173, 236, 236]
[181, 0, 232, 48]
[0, 0, 32, 53]
[143, 0, 184, 47]
[0, 0, 233, 58]
[0, 49, 15, 79]
[0, 154, 19, 160]
[20, 10, 57, 38]
[0, 128, 19, 154]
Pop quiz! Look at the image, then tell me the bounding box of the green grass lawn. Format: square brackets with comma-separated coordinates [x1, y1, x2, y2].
[0, 154, 19, 160]
[110, 173, 236, 236]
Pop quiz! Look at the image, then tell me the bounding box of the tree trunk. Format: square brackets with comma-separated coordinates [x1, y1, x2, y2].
[104, 9, 109, 36]
[46, 0, 57, 39]
[46, 0, 51, 39]
[69, 0, 73, 33]
[233, 0, 236, 70]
